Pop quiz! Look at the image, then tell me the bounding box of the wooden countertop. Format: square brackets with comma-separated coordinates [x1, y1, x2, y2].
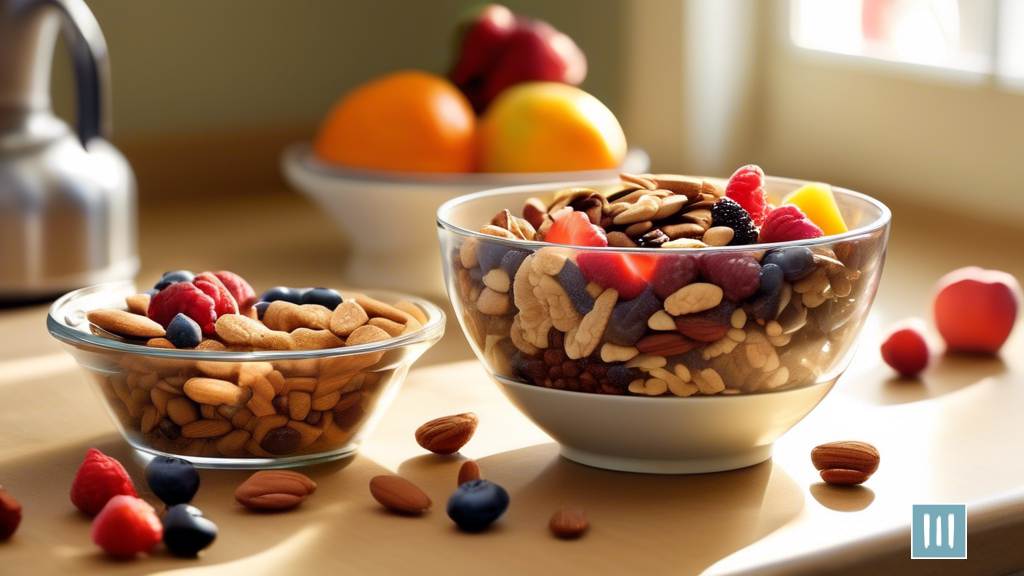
[1, 190, 1022, 575]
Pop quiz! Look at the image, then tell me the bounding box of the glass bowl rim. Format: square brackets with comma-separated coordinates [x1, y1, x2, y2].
[283, 142, 651, 187]
[47, 280, 446, 361]
[436, 175, 892, 253]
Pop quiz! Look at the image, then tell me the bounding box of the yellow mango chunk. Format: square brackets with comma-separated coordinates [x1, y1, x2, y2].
[782, 183, 848, 235]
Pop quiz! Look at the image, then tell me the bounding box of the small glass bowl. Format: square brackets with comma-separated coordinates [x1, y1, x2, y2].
[436, 177, 891, 473]
[47, 281, 445, 469]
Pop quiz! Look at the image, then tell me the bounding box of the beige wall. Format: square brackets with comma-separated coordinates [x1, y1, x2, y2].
[52, 0, 626, 139]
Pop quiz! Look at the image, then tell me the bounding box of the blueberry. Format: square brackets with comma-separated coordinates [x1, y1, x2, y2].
[259, 286, 302, 304]
[255, 301, 271, 319]
[758, 263, 785, 296]
[166, 313, 202, 348]
[607, 365, 641, 389]
[475, 240, 510, 274]
[163, 504, 217, 557]
[763, 247, 815, 281]
[154, 270, 195, 290]
[604, 288, 662, 347]
[556, 260, 594, 315]
[446, 479, 510, 532]
[145, 455, 200, 506]
[299, 287, 343, 310]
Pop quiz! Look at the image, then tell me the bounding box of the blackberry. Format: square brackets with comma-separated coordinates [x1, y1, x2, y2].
[710, 198, 758, 245]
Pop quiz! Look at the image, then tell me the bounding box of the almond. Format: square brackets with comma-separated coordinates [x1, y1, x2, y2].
[811, 441, 880, 486]
[819, 469, 870, 485]
[87, 308, 165, 339]
[811, 441, 880, 474]
[369, 475, 432, 514]
[458, 460, 482, 486]
[634, 333, 700, 357]
[549, 508, 588, 539]
[673, 314, 730, 343]
[235, 470, 316, 510]
[415, 413, 478, 455]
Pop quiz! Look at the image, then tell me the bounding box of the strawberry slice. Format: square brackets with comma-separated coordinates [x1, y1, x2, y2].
[577, 252, 655, 300]
[545, 207, 607, 247]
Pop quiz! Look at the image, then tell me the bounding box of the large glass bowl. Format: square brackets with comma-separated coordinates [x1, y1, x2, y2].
[437, 177, 890, 473]
[47, 281, 445, 469]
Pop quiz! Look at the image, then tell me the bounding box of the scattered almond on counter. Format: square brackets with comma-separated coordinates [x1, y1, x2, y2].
[235, 470, 316, 510]
[369, 475, 432, 514]
[811, 441, 879, 486]
[549, 508, 588, 539]
[415, 413, 478, 455]
[458, 460, 482, 486]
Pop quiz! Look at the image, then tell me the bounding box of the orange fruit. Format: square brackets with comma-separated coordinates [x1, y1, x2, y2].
[314, 70, 476, 173]
[477, 82, 626, 173]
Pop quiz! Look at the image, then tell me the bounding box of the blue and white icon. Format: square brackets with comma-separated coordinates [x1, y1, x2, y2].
[912, 504, 966, 559]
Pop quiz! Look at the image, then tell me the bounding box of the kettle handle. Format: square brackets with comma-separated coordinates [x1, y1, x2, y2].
[38, 0, 110, 144]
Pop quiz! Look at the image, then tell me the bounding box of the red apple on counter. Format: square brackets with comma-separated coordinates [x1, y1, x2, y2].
[932, 267, 1021, 355]
[449, 5, 587, 112]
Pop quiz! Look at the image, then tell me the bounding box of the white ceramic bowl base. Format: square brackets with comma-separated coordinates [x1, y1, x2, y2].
[494, 374, 837, 474]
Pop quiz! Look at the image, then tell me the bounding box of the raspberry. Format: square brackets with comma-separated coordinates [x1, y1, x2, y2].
[725, 164, 769, 225]
[148, 282, 218, 335]
[193, 272, 239, 318]
[91, 495, 162, 557]
[880, 319, 930, 377]
[759, 205, 824, 244]
[651, 253, 699, 299]
[213, 270, 257, 308]
[710, 198, 758, 245]
[70, 449, 137, 516]
[699, 253, 761, 301]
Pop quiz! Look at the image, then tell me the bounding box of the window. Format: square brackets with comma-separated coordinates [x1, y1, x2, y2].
[791, 0, 1024, 83]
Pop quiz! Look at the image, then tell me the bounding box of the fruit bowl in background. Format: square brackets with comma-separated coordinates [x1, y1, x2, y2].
[281, 143, 648, 297]
[436, 178, 891, 473]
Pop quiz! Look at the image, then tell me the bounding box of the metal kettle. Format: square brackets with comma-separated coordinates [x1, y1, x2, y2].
[0, 0, 136, 301]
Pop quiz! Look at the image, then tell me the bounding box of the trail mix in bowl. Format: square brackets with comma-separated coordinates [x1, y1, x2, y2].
[75, 270, 430, 459]
[451, 166, 885, 396]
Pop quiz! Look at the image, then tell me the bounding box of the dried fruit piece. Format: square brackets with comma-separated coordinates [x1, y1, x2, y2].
[576, 252, 654, 301]
[549, 508, 588, 539]
[880, 319, 930, 377]
[91, 495, 162, 557]
[604, 288, 661, 346]
[369, 475, 432, 514]
[725, 164, 768, 225]
[782, 182, 848, 235]
[651, 253, 699, 299]
[710, 198, 758, 245]
[700, 253, 761, 301]
[71, 448, 138, 516]
[545, 207, 608, 247]
[415, 413, 479, 454]
[148, 282, 218, 335]
[759, 205, 823, 244]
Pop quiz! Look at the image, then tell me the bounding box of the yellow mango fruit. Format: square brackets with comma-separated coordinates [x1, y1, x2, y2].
[782, 183, 848, 235]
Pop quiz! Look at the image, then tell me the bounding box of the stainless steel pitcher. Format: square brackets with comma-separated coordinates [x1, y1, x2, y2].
[0, 0, 137, 301]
